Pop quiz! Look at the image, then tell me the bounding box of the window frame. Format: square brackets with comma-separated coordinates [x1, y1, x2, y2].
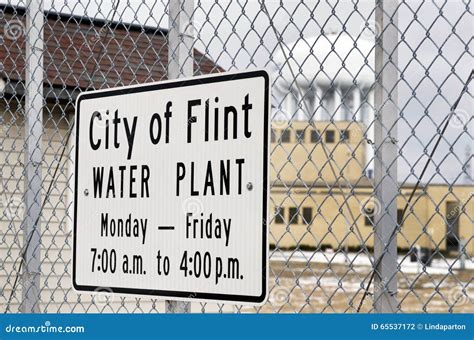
[275, 206, 285, 224]
[271, 128, 277, 143]
[302, 207, 313, 225]
[295, 129, 306, 143]
[310, 130, 320, 143]
[280, 129, 291, 143]
[340, 129, 350, 142]
[325, 130, 335, 143]
[288, 207, 299, 225]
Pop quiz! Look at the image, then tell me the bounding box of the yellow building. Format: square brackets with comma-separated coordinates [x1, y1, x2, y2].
[270, 121, 473, 256]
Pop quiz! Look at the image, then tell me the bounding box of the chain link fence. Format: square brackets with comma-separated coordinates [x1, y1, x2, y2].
[0, 0, 472, 313]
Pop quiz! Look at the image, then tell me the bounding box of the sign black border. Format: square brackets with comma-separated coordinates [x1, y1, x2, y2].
[73, 70, 269, 304]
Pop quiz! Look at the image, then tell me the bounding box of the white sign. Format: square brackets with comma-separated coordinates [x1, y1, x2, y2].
[73, 70, 270, 304]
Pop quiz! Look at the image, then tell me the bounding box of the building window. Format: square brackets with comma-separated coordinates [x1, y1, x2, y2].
[302, 207, 313, 224]
[397, 208, 404, 227]
[289, 207, 298, 224]
[296, 129, 305, 143]
[280, 130, 291, 143]
[364, 214, 374, 226]
[271, 128, 277, 143]
[311, 130, 320, 143]
[340, 129, 350, 142]
[325, 130, 335, 143]
[275, 206, 285, 224]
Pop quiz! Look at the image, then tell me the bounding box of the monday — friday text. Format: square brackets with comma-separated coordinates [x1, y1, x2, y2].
[84, 93, 256, 283]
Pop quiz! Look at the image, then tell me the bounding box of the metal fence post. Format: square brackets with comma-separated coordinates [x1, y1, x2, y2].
[21, 0, 44, 313]
[373, 0, 399, 313]
[165, 0, 193, 313]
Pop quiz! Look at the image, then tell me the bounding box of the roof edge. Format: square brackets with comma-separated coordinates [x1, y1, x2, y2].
[0, 3, 168, 37]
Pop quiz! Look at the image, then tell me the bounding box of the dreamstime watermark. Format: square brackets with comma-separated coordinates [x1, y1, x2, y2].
[272, 109, 292, 129]
[444, 191, 472, 221]
[5, 320, 85, 334]
[92, 286, 116, 305]
[179, 19, 204, 38]
[449, 109, 470, 129]
[182, 197, 204, 215]
[448, 286, 473, 306]
[164, 295, 193, 312]
[269, 286, 290, 306]
[359, 278, 391, 309]
[89, 26, 109, 43]
[90, 109, 111, 129]
[446, 204, 462, 221]
[359, 19, 381, 40]
[373, 278, 389, 292]
[359, 196, 382, 220]
[3, 19, 25, 41]
[0, 197, 25, 220]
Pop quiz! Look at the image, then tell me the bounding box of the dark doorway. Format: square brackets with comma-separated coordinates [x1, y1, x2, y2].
[445, 201, 460, 251]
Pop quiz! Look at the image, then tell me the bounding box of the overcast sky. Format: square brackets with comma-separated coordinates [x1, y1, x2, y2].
[2, 0, 473, 184]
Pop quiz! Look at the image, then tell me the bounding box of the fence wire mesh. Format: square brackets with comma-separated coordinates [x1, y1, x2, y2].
[0, 0, 472, 313]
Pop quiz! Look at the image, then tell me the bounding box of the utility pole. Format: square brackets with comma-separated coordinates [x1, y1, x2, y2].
[166, 0, 194, 313]
[373, 0, 399, 313]
[22, 0, 44, 313]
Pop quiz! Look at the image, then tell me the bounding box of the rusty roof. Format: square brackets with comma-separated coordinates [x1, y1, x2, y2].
[0, 4, 222, 92]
